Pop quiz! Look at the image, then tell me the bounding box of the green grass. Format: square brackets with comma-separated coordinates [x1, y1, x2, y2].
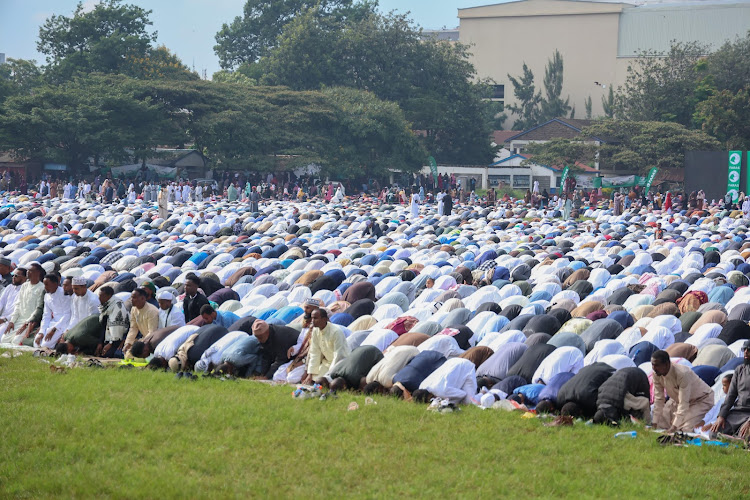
[2, 354, 749, 498]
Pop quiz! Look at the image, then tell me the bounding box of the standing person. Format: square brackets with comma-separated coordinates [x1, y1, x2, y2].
[613, 193, 622, 216]
[410, 188, 420, 219]
[157, 184, 169, 220]
[227, 182, 238, 202]
[664, 191, 673, 214]
[250, 187, 260, 212]
[443, 190, 453, 216]
[651, 350, 713, 432]
[437, 191, 445, 216]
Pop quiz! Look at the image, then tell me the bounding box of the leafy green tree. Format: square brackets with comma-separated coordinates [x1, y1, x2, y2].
[0, 59, 44, 97]
[584, 96, 592, 120]
[257, 9, 495, 164]
[614, 41, 707, 127]
[704, 30, 750, 94]
[317, 87, 426, 179]
[524, 138, 596, 170]
[582, 120, 720, 172]
[506, 63, 541, 130]
[212, 70, 257, 86]
[601, 85, 615, 118]
[38, 0, 155, 79]
[37, 0, 196, 81]
[523, 120, 720, 173]
[0, 75, 171, 174]
[696, 87, 750, 150]
[213, 0, 376, 69]
[539, 50, 571, 121]
[121, 46, 198, 81]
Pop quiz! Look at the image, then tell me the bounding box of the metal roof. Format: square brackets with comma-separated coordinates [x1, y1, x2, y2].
[618, 0, 750, 56]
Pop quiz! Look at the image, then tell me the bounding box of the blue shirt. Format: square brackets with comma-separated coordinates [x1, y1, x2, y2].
[213, 311, 240, 329]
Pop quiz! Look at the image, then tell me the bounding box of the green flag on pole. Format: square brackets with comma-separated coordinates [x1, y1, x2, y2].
[428, 156, 438, 188]
[644, 167, 659, 195]
[728, 151, 742, 202]
[560, 166, 570, 194]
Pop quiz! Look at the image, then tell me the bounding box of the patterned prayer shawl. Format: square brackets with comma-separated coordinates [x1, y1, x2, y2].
[100, 298, 130, 342]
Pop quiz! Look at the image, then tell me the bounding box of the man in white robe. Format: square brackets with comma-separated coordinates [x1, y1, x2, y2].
[416, 357, 478, 405]
[33, 274, 72, 349]
[531, 345, 584, 385]
[3, 263, 45, 345]
[66, 277, 101, 336]
[157, 290, 186, 329]
[0, 268, 25, 328]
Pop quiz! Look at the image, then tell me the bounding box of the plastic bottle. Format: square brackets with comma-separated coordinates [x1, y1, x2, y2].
[614, 431, 637, 438]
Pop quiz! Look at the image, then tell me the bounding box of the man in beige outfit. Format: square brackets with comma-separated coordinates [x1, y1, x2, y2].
[157, 184, 169, 220]
[651, 350, 714, 432]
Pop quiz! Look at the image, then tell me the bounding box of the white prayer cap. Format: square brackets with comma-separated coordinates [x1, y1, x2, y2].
[72, 277, 87, 286]
[157, 290, 174, 301]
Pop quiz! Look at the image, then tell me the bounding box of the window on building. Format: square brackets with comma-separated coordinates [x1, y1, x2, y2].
[492, 85, 504, 100]
[489, 175, 511, 187]
[513, 175, 530, 188]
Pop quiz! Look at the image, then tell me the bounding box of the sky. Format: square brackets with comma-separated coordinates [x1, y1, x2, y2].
[0, 0, 489, 77]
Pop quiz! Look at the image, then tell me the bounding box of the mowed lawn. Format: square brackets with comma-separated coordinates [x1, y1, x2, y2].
[1, 354, 748, 499]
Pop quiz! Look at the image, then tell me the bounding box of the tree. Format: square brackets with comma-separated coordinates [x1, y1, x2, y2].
[212, 70, 257, 86]
[539, 50, 571, 121]
[614, 41, 707, 127]
[582, 120, 720, 172]
[37, 0, 196, 81]
[705, 30, 750, 94]
[38, 0, 156, 79]
[317, 87, 426, 179]
[524, 138, 596, 170]
[0, 75, 172, 174]
[601, 85, 615, 118]
[257, 9, 496, 164]
[213, 0, 376, 69]
[696, 87, 750, 150]
[584, 96, 592, 120]
[121, 46, 198, 81]
[1, 59, 45, 105]
[523, 120, 720, 174]
[506, 63, 541, 131]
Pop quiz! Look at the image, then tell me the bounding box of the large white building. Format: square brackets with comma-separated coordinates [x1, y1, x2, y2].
[457, 0, 750, 124]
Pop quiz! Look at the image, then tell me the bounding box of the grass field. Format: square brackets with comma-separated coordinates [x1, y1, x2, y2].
[1, 353, 748, 499]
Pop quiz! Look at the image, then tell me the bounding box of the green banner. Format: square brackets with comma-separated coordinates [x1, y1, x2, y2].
[728, 151, 742, 202]
[644, 167, 659, 195]
[428, 156, 438, 187]
[560, 166, 570, 192]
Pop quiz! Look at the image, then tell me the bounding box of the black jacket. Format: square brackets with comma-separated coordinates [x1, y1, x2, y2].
[183, 292, 209, 323]
[259, 325, 300, 379]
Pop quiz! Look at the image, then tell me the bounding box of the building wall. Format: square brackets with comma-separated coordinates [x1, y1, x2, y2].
[459, 0, 750, 127]
[460, 3, 623, 122]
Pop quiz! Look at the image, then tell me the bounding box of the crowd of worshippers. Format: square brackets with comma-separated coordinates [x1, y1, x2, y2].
[5, 187, 750, 440]
[7, 259, 749, 437]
